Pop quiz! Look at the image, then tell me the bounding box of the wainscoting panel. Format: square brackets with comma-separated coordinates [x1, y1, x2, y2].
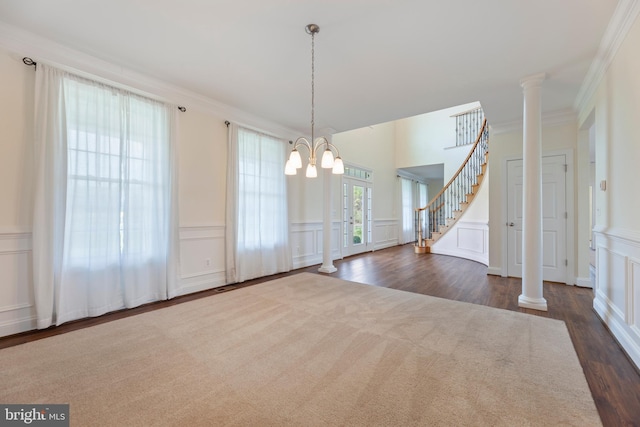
[373, 219, 399, 251]
[630, 259, 640, 334]
[431, 221, 489, 265]
[291, 221, 342, 270]
[593, 229, 640, 369]
[0, 232, 36, 337]
[178, 225, 226, 296]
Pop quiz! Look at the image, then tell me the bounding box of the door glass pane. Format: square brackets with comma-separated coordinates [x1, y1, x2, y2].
[353, 185, 364, 245]
[367, 187, 372, 244]
[343, 183, 348, 248]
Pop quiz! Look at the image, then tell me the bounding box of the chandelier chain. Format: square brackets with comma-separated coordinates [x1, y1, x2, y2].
[311, 30, 315, 143]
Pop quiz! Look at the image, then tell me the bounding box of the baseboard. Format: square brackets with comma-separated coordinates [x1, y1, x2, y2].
[0, 315, 36, 337]
[594, 296, 640, 370]
[487, 266, 503, 276]
[175, 271, 226, 297]
[430, 247, 488, 266]
[374, 240, 399, 251]
[576, 276, 593, 288]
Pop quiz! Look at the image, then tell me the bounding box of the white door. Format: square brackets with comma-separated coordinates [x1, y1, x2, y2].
[343, 177, 372, 257]
[507, 154, 567, 283]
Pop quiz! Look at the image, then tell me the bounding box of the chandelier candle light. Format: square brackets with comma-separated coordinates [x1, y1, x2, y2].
[285, 24, 344, 177]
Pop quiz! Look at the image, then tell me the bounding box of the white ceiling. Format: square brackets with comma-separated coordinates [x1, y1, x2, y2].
[0, 0, 619, 135]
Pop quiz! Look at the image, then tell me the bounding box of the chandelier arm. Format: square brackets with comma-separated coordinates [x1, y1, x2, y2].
[293, 137, 312, 152]
[325, 142, 341, 158]
[312, 137, 341, 158]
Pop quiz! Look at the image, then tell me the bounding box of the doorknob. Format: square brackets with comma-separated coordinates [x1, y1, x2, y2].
[507, 222, 515, 227]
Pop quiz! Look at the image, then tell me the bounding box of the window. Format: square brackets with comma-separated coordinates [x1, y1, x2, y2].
[64, 77, 172, 267]
[31, 64, 179, 328]
[400, 177, 415, 244]
[226, 125, 291, 283]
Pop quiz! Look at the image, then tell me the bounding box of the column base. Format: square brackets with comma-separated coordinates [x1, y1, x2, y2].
[518, 294, 548, 311]
[318, 264, 337, 274]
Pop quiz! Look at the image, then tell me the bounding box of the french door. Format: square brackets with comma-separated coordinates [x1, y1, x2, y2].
[343, 177, 372, 257]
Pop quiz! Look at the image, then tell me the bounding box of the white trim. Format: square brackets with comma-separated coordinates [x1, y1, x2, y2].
[179, 222, 225, 229]
[594, 295, 640, 369]
[595, 227, 640, 245]
[487, 266, 503, 276]
[431, 220, 489, 266]
[592, 229, 640, 369]
[490, 108, 578, 135]
[0, 232, 32, 254]
[176, 272, 227, 297]
[575, 0, 640, 114]
[372, 219, 399, 251]
[179, 225, 225, 241]
[0, 315, 37, 338]
[576, 277, 593, 288]
[0, 303, 33, 314]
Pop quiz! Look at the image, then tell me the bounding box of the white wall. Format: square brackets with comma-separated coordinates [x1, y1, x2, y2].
[333, 122, 398, 221]
[0, 47, 33, 233]
[578, 13, 640, 369]
[175, 109, 228, 297]
[395, 101, 480, 169]
[338, 123, 399, 252]
[0, 47, 35, 336]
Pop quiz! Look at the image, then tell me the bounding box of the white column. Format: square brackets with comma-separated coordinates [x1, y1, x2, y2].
[318, 164, 337, 273]
[519, 73, 547, 311]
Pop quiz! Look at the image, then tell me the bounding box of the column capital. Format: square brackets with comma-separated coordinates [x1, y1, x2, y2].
[520, 72, 547, 89]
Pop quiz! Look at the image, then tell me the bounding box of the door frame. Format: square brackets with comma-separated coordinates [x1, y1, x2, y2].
[500, 148, 575, 285]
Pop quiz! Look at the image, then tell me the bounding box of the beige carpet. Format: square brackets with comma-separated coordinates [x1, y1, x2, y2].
[0, 273, 601, 426]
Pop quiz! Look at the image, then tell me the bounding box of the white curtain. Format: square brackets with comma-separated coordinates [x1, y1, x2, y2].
[32, 64, 180, 328]
[418, 182, 428, 234]
[226, 124, 291, 283]
[400, 177, 415, 244]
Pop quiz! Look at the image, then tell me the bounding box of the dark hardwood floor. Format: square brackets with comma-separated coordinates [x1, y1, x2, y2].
[2, 244, 638, 426]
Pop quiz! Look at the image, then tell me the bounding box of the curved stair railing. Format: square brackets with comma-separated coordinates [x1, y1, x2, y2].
[415, 118, 489, 252]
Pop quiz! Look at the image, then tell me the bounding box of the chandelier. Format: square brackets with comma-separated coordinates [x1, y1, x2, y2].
[285, 24, 344, 177]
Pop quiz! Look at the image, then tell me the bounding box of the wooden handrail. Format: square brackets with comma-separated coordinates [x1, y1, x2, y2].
[422, 118, 487, 210]
[430, 202, 445, 213]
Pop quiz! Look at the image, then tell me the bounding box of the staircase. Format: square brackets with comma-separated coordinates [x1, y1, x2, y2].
[414, 117, 489, 253]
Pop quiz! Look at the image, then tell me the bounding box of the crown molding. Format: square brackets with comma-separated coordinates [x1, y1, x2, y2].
[0, 21, 300, 140]
[489, 108, 577, 135]
[574, 0, 640, 115]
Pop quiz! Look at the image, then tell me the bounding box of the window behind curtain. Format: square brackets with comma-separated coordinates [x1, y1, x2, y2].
[237, 128, 286, 250]
[400, 177, 415, 244]
[418, 182, 428, 233]
[63, 77, 171, 268]
[227, 126, 291, 283]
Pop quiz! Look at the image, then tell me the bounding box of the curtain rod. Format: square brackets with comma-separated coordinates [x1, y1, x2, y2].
[23, 57, 36, 68]
[22, 57, 187, 112]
